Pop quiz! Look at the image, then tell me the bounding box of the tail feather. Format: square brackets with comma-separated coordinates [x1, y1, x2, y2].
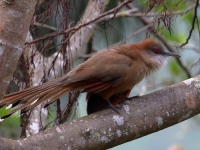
[24, 87, 70, 111]
[0, 79, 73, 120]
[2, 78, 62, 101]
[44, 88, 71, 107]
[20, 87, 57, 105]
[2, 82, 59, 104]
[0, 88, 71, 120]
[4, 88, 63, 119]
[0, 87, 52, 107]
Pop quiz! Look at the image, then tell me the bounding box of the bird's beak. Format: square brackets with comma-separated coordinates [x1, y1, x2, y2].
[162, 51, 180, 58]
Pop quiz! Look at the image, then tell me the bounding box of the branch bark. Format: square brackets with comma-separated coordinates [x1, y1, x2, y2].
[0, 74, 200, 149]
[0, 0, 37, 99]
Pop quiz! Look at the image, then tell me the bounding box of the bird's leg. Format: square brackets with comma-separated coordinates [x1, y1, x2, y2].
[107, 100, 120, 114]
[114, 90, 131, 101]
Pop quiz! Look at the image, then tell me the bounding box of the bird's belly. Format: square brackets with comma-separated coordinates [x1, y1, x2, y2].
[97, 66, 146, 100]
[97, 79, 138, 100]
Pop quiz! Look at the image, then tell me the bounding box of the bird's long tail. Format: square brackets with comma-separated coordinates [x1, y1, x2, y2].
[0, 75, 120, 119]
[0, 78, 73, 120]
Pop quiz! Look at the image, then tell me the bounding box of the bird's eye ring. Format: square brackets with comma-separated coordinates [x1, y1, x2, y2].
[153, 49, 160, 54]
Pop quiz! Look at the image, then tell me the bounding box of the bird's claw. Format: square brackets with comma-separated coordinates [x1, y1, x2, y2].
[108, 101, 121, 114]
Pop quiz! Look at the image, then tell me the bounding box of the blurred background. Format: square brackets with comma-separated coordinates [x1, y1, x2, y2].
[0, 0, 200, 149]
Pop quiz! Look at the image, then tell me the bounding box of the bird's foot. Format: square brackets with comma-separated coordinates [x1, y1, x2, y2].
[107, 100, 121, 114]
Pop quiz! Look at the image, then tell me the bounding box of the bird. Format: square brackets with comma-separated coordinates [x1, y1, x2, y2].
[0, 39, 180, 120]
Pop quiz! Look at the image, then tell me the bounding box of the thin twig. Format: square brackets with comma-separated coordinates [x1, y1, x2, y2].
[26, 0, 133, 45]
[33, 22, 57, 31]
[180, 0, 199, 47]
[33, 7, 194, 34]
[96, 6, 194, 23]
[169, 42, 200, 53]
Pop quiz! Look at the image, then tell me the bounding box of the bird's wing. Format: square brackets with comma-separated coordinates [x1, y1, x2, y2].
[61, 50, 134, 93]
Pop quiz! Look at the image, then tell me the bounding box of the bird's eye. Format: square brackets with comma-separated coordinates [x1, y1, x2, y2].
[152, 49, 160, 54]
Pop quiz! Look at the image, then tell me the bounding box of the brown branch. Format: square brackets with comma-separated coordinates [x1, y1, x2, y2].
[31, 5, 195, 45]
[1, 75, 200, 149]
[96, 6, 195, 23]
[33, 6, 194, 36]
[180, 0, 199, 47]
[33, 22, 57, 31]
[26, 0, 133, 45]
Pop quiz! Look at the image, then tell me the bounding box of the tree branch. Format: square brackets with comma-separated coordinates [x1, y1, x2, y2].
[0, 0, 37, 99]
[1, 74, 200, 149]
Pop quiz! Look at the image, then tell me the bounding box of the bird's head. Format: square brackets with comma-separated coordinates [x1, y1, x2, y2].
[137, 39, 180, 72]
